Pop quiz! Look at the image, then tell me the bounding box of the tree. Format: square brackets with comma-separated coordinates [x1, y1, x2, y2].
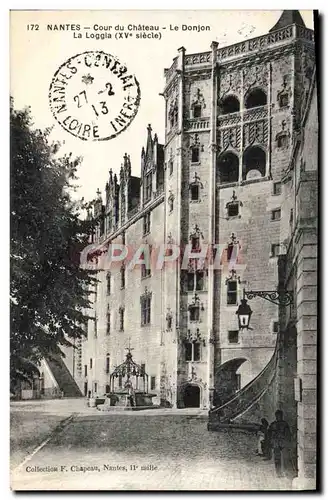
[10, 100, 96, 389]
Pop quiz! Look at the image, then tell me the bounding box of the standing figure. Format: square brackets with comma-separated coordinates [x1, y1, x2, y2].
[257, 418, 270, 457]
[268, 410, 291, 477]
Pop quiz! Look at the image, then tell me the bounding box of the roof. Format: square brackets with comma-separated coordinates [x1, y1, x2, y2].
[269, 10, 306, 32]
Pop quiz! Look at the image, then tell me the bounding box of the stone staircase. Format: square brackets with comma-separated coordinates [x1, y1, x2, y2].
[45, 354, 82, 398]
[208, 335, 279, 430]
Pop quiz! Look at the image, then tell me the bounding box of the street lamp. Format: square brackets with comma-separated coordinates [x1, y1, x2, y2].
[236, 298, 253, 330]
[235, 287, 294, 330]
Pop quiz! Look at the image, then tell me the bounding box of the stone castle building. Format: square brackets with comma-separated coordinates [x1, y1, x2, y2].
[74, 10, 317, 485]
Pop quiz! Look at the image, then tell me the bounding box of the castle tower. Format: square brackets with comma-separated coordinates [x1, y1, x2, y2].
[162, 10, 315, 409]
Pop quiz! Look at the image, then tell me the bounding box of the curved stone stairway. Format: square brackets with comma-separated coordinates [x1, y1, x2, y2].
[208, 335, 279, 429]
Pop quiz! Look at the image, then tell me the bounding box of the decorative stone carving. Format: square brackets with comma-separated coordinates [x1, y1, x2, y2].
[243, 64, 268, 95]
[243, 120, 268, 148]
[190, 133, 204, 151]
[277, 74, 291, 108]
[275, 120, 290, 148]
[190, 88, 206, 113]
[225, 190, 243, 219]
[166, 308, 173, 331]
[168, 190, 175, 212]
[225, 268, 241, 284]
[189, 224, 204, 240]
[185, 52, 211, 66]
[168, 97, 178, 127]
[219, 70, 242, 98]
[220, 126, 242, 151]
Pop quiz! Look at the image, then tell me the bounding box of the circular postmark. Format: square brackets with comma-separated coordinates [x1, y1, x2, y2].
[49, 51, 140, 141]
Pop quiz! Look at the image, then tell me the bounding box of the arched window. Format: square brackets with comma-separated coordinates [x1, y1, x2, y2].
[243, 146, 266, 179]
[245, 88, 267, 109]
[220, 95, 240, 115]
[217, 152, 239, 184]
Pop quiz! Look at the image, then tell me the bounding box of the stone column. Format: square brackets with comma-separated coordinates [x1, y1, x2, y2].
[206, 41, 218, 409]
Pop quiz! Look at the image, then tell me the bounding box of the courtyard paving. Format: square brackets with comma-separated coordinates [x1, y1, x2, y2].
[10, 398, 293, 491]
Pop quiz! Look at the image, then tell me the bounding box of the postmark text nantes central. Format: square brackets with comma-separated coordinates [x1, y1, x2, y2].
[49, 51, 140, 141]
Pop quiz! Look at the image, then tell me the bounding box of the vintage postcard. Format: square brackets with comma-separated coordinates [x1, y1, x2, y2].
[10, 9, 318, 491]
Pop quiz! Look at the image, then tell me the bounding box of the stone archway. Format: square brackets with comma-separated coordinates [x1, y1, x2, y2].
[183, 384, 201, 408]
[214, 358, 248, 406]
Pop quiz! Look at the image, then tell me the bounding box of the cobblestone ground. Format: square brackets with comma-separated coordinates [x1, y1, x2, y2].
[11, 405, 293, 491]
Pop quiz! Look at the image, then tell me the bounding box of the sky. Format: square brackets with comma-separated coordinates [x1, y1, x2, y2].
[10, 10, 314, 202]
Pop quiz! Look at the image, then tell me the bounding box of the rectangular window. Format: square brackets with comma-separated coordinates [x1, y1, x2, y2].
[271, 208, 281, 221]
[145, 173, 152, 202]
[141, 296, 151, 326]
[227, 202, 239, 217]
[106, 272, 111, 295]
[271, 244, 280, 257]
[185, 342, 201, 361]
[121, 266, 125, 288]
[191, 236, 200, 252]
[150, 376, 156, 391]
[185, 342, 192, 361]
[227, 243, 237, 261]
[193, 105, 202, 118]
[193, 342, 201, 361]
[169, 160, 174, 176]
[272, 321, 279, 334]
[94, 316, 97, 339]
[228, 330, 239, 344]
[119, 308, 124, 331]
[143, 212, 151, 235]
[106, 355, 110, 374]
[191, 147, 200, 164]
[94, 382, 97, 394]
[106, 311, 111, 336]
[84, 365, 87, 377]
[187, 272, 195, 291]
[196, 271, 204, 291]
[189, 305, 200, 321]
[273, 182, 282, 195]
[227, 281, 238, 305]
[190, 184, 199, 201]
[90, 358, 93, 369]
[141, 256, 151, 279]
